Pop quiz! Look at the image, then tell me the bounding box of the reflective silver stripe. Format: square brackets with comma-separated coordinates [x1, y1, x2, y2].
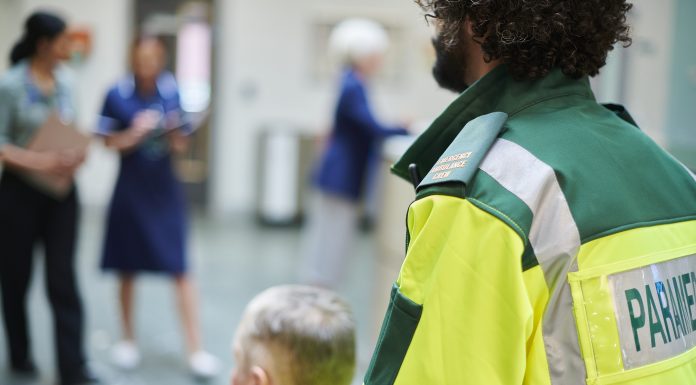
[479, 139, 584, 385]
[666, 152, 696, 183]
[682, 164, 696, 183]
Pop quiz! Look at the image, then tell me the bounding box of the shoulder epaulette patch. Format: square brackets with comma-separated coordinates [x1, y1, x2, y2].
[418, 112, 508, 191]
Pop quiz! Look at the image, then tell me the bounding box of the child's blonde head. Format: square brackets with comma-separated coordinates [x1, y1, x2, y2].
[232, 285, 355, 385]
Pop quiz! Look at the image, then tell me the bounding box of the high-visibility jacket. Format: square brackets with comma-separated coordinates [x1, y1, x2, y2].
[364, 65, 696, 385]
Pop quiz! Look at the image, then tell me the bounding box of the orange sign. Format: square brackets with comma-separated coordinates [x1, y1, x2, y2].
[68, 26, 92, 62]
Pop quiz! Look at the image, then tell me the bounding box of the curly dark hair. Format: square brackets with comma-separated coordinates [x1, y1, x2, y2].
[416, 0, 633, 80]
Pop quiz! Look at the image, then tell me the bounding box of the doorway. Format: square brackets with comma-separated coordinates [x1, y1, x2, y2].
[134, 0, 215, 207]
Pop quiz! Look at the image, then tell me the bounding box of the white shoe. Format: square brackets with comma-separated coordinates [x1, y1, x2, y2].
[189, 350, 220, 378]
[111, 340, 141, 370]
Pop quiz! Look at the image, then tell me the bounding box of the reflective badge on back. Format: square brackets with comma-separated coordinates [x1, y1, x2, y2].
[610, 253, 696, 369]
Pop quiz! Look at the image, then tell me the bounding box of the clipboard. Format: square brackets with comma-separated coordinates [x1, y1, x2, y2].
[150, 108, 211, 138]
[22, 112, 91, 198]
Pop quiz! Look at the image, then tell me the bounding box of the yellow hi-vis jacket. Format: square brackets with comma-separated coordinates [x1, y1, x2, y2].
[364, 66, 696, 385]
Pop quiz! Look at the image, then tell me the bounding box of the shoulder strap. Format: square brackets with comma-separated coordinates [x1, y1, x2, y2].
[417, 112, 508, 192]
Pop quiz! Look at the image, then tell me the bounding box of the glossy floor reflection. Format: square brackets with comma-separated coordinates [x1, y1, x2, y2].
[0, 209, 379, 385]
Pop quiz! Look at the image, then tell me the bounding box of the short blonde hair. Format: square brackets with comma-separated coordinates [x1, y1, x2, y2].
[234, 285, 356, 385]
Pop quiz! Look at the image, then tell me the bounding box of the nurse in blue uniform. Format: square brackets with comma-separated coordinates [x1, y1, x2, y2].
[301, 19, 409, 288]
[96, 37, 218, 378]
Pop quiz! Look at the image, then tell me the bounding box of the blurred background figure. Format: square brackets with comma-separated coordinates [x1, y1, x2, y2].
[0, 11, 99, 385]
[95, 36, 219, 379]
[300, 18, 409, 289]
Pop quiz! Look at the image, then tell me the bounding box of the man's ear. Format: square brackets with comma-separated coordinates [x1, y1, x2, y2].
[250, 366, 271, 385]
[463, 17, 475, 40]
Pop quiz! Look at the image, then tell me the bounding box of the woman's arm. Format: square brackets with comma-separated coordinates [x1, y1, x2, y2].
[164, 89, 192, 155]
[102, 110, 158, 153]
[103, 128, 147, 152]
[0, 144, 81, 177]
[341, 82, 409, 138]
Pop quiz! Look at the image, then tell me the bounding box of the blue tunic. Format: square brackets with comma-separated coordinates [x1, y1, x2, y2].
[98, 72, 190, 275]
[314, 70, 408, 201]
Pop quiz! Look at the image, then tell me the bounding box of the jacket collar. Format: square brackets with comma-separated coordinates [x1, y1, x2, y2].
[392, 65, 595, 182]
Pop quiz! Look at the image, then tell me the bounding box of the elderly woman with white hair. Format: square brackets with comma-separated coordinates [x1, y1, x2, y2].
[301, 19, 409, 289]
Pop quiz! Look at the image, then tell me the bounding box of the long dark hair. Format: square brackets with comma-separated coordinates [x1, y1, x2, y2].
[10, 11, 67, 66]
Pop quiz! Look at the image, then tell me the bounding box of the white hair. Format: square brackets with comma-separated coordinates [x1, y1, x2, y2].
[329, 18, 389, 64]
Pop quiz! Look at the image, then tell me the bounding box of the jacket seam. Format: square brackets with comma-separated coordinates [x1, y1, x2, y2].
[467, 197, 528, 246]
[581, 214, 696, 244]
[411, 189, 530, 246]
[508, 92, 589, 117]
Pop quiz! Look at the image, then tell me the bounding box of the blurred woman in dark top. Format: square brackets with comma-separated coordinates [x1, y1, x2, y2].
[301, 19, 409, 288]
[0, 11, 98, 385]
[96, 37, 218, 378]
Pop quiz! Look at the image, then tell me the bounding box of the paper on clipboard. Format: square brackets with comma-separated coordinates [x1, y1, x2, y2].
[149, 108, 211, 138]
[23, 112, 91, 198]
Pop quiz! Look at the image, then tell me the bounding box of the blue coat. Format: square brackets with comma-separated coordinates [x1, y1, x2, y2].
[314, 70, 407, 201]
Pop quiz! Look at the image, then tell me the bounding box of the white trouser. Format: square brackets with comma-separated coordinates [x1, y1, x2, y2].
[300, 191, 360, 289]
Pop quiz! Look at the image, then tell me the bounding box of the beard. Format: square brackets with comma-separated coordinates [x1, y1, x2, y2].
[431, 35, 470, 93]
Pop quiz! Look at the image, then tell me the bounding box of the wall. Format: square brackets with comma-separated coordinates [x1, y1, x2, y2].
[0, 0, 23, 74]
[620, 0, 676, 145]
[211, 0, 456, 216]
[666, 0, 696, 168]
